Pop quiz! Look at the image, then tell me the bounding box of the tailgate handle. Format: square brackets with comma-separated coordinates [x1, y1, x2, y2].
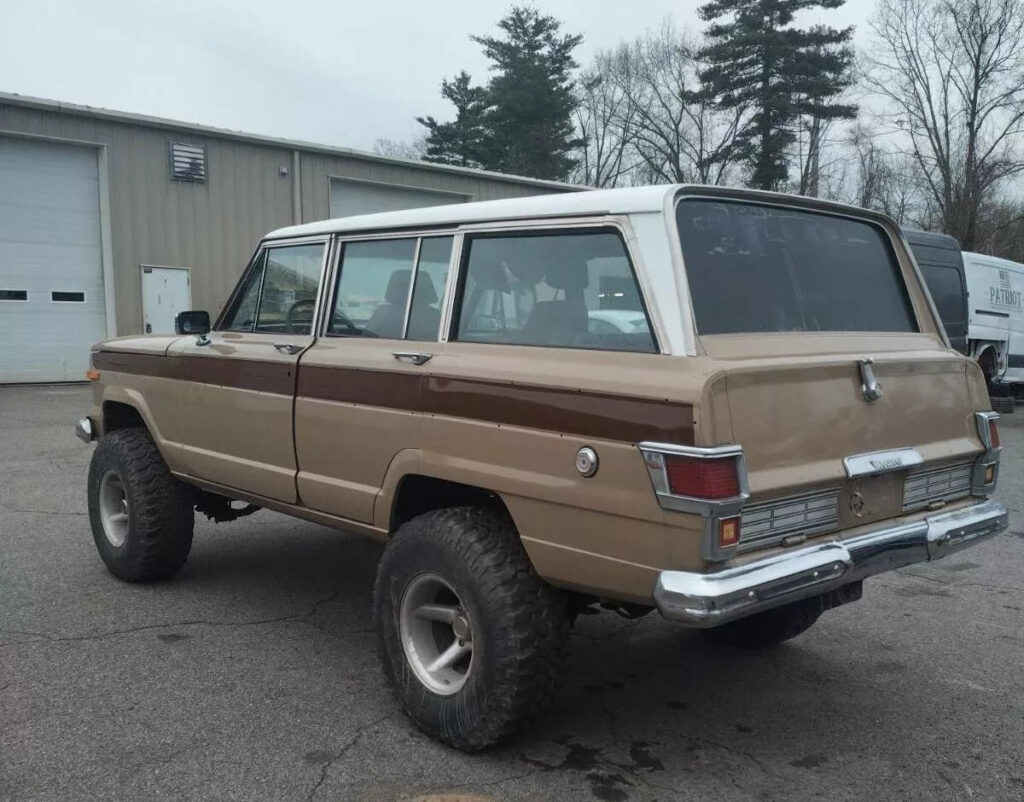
[393, 351, 433, 366]
[859, 358, 883, 403]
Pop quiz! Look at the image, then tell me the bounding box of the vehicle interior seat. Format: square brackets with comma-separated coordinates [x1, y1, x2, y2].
[365, 269, 440, 339]
[522, 258, 589, 346]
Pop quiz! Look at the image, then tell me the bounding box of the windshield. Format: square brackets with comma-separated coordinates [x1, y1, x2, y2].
[676, 199, 918, 335]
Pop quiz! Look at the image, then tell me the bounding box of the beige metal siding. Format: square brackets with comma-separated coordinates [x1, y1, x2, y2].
[0, 99, 570, 336]
[298, 151, 551, 224]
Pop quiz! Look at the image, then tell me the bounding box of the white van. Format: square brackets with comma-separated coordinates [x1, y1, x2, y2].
[963, 251, 1024, 395]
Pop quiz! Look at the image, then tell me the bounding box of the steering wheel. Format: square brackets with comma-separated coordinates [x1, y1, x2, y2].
[285, 298, 316, 333]
[330, 311, 379, 337]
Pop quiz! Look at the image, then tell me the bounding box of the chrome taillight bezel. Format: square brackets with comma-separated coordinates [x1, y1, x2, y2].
[972, 411, 1001, 497]
[638, 441, 750, 562]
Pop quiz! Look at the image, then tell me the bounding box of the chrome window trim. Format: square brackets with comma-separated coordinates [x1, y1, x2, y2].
[438, 233, 464, 344]
[400, 237, 424, 340]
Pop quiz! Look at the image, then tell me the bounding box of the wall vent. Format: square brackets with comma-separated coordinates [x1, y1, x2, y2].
[169, 141, 207, 183]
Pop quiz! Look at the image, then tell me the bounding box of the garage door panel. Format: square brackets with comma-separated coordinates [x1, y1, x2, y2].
[328, 178, 467, 219]
[0, 136, 105, 383]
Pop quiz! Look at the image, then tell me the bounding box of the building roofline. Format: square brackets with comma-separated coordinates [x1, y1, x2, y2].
[0, 91, 584, 193]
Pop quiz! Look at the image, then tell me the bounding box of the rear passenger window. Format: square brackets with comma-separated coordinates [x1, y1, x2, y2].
[453, 230, 655, 353]
[329, 236, 452, 340]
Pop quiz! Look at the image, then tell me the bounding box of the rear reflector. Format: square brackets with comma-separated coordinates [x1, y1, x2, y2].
[664, 454, 741, 499]
[718, 516, 740, 547]
[989, 419, 1000, 449]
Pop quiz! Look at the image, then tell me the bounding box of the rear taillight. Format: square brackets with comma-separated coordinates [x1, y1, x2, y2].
[638, 442, 749, 562]
[975, 411, 1001, 451]
[664, 454, 740, 499]
[972, 412, 1001, 497]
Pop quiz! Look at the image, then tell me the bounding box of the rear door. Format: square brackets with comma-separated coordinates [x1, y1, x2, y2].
[676, 197, 982, 514]
[293, 234, 454, 523]
[172, 239, 328, 502]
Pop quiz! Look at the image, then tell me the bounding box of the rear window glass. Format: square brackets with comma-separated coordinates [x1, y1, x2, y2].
[677, 200, 918, 335]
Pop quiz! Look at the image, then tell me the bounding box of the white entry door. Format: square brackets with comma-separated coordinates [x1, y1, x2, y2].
[141, 267, 191, 334]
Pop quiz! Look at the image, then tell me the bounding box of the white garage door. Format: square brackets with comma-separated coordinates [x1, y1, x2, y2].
[329, 178, 466, 219]
[0, 136, 106, 383]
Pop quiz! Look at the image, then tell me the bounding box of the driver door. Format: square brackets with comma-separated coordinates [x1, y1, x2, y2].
[172, 238, 329, 503]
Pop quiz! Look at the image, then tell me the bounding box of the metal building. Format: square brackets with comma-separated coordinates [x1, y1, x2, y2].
[0, 93, 577, 382]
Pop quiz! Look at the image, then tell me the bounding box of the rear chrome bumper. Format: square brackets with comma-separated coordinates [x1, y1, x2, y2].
[654, 499, 1008, 627]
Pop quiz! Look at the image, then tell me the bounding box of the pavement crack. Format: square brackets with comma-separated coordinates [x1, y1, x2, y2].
[895, 569, 1024, 594]
[689, 735, 776, 778]
[306, 713, 392, 801]
[0, 589, 348, 645]
[0, 499, 86, 516]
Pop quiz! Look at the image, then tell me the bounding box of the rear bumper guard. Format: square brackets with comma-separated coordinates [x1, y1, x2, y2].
[654, 499, 1008, 627]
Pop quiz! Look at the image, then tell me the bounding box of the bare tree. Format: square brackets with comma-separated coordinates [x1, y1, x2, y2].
[846, 123, 921, 223]
[372, 137, 427, 160]
[570, 66, 638, 187]
[865, 0, 1024, 248]
[572, 21, 748, 187]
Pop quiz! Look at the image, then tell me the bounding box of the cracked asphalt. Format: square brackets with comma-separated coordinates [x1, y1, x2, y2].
[2, 384, 1023, 801]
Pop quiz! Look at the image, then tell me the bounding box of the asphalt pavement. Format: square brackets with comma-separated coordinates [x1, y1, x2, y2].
[1, 384, 1022, 801]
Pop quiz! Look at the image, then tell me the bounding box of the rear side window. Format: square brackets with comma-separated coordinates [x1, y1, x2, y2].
[328, 236, 452, 340]
[453, 229, 655, 353]
[677, 200, 918, 335]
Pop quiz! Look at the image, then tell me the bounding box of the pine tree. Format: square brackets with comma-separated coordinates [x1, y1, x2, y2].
[697, 0, 857, 191]
[417, 8, 583, 181]
[416, 72, 490, 168]
[472, 7, 584, 180]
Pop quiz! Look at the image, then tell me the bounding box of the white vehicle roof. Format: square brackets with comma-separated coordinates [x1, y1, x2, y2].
[962, 251, 1024, 274]
[267, 183, 902, 242]
[267, 185, 678, 240]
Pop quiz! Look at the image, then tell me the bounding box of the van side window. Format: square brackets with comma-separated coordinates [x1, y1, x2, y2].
[329, 236, 453, 340]
[453, 230, 655, 353]
[220, 243, 325, 334]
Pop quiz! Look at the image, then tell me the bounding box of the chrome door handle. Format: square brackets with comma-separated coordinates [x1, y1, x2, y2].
[273, 342, 304, 355]
[393, 351, 433, 365]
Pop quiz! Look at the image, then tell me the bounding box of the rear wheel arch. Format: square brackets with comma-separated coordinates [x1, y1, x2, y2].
[389, 474, 513, 535]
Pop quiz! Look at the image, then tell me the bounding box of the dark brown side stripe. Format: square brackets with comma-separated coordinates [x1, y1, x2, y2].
[94, 351, 693, 444]
[93, 352, 293, 395]
[298, 367, 692, 444]
[423, 376, 692, 444]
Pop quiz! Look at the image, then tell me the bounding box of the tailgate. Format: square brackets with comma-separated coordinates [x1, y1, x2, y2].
[713, 352, 983, 540]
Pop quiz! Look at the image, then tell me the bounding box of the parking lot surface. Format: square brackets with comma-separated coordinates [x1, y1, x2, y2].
[2, 384, 1023, 801]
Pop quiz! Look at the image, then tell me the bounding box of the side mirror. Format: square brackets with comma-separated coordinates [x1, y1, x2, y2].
[175, 310, 211, 335]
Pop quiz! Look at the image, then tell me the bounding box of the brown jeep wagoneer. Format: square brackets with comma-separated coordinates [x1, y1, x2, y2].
[77, 185, 1007, 750]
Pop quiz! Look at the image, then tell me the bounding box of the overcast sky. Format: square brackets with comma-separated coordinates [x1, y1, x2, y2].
[4, 0, 874, 151]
